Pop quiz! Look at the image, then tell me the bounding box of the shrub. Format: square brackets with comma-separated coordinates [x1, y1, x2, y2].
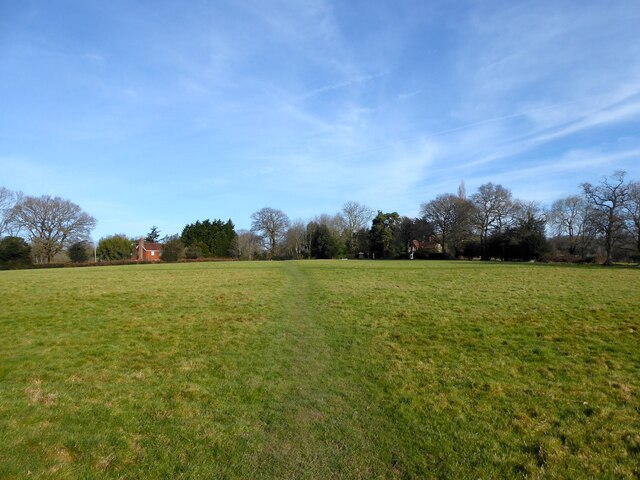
[185, 245, 204, 259]
[0, 236, 32, 268]
[97, 235, 133, 261]
[161, 237, 185, 262]
[68, 241, 90, 263]
[463, 241, 482, 260]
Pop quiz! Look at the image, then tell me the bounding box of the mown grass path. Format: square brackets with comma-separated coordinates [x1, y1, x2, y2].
[1, 261, 639, 479]
[241, 261, 403, 478]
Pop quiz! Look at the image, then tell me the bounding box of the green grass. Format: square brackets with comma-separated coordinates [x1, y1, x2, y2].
[0, 261, 638, 479]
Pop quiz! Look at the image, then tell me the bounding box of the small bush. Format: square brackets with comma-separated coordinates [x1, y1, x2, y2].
[185, 245, 203, 259]
[68, 241, 90, 263]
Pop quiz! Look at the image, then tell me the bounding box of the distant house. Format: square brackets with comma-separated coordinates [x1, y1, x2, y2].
[408, 237, 442, 258]
[422, 237, 443, 253]
[135, 239, 163, 261]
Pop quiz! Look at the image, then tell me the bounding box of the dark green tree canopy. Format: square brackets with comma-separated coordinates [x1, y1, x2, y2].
[145, 226, 161, 243]
[369, 211, 401, 259]
[309, 222, 340, 259]
[0, 236, 31, 267]
[68, 241, 90, 263]
[488, 211, 549, 261]
[181, 219, 236, 258]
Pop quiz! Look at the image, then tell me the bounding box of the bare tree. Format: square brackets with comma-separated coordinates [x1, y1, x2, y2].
[304, 221, 316, 259]
[10, 195, 96, 263]
[625, 181, 640, 257]
[315, 213, 346, 237]
[284, 220, 307, 259]
[341, 201, 374, 255]
[420, 193, 473, 256]
[250, 207, 290, 259]
[470, 183, 515, 260]
[0, 187, 22, 237]
[549, 195, 598, 257]
[513, 200, 545, 221]
[457, 180, 466, 199]
[582, 171, 629, 264]
[233, 230, 263, 260]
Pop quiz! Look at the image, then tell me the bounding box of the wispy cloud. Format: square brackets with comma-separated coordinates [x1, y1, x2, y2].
[468, 147, 640, 190]
[297, 72, 385, 100]
[398, 90, 421, 101]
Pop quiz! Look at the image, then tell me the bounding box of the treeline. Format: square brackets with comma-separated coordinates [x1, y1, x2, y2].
[0, 191, 96, 267]
[0, 188, 239, 266]
[159, 220, 237, 262]
[242, 171, 640, 264]
[1, 170, 639, 267]
[81, 220, 237, 263]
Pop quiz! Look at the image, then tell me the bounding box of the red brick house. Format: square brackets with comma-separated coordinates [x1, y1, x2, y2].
[135, 239, 163, 261]
[408, 237, 442, 258]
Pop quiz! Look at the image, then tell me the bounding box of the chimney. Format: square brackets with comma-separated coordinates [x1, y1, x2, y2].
[138, 238, 144, 261]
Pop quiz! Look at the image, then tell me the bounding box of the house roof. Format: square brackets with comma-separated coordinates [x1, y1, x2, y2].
[140, 242, 163, 251]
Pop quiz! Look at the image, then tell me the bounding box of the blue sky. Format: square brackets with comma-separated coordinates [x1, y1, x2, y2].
[2, 0, 640, 240]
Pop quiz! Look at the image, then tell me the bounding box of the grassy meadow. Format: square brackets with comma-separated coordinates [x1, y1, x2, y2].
[0, 260, 639, 479]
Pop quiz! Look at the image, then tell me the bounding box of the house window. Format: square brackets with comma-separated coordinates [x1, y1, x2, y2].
[151, 251, 155, 256]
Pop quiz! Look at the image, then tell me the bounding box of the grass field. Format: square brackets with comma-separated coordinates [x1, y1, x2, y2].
[0, 261, 639, 479]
